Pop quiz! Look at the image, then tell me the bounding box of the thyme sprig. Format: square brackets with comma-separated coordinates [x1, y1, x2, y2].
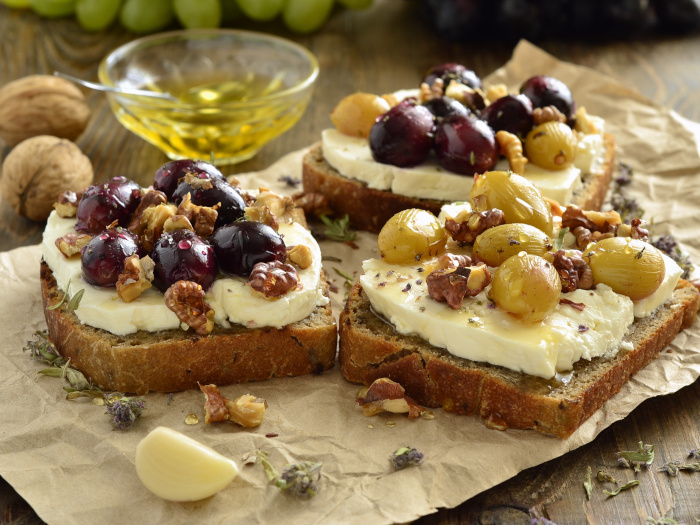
[256, 451, 322, 498]
[319, 214, 356, 243]
[658, 460, 700, 476]
[617, 442, 654, 472]
[554, 227, 569, 251]
[603, 479, 639, 497]
[46, 279, 84, 312]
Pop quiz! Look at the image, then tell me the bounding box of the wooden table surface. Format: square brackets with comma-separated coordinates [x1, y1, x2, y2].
[2, 1, 700, 523]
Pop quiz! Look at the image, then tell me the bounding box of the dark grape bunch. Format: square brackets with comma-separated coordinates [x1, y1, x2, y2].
[368, 62, 576, 177]
[77, 159, 284, 295]
[1, 0, 375, 35]
[422, 0, 700, 42]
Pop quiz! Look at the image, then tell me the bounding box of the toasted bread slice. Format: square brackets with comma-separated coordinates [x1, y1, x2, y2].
[339, 279, 698, 438]
[302, 133, 615, 233]
[41, 262, 337, 395]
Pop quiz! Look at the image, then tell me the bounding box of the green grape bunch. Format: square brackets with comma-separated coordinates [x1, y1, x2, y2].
[1, 0, 373, 34]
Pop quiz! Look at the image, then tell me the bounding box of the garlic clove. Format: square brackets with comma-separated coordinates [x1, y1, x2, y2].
[135, 426, 239, 502]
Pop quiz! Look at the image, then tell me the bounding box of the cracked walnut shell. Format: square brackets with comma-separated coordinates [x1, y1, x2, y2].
[0, 75, 91, 147]
[0, 136, 94, 221]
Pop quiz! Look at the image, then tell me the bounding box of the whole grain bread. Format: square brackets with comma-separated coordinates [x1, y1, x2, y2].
[41, 262, 337, 395]
[302, 133, 615, 234]
[339, 279, 699, 438]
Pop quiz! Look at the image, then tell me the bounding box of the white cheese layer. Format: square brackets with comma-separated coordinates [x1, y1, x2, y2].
[361, 258, 635, 379]
[42, 212, 327, 336]
[205, 222, 328, 329]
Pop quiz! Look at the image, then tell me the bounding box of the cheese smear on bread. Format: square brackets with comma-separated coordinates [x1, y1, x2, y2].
[42, 212, 328, 336]
[321, 116, 605, 205]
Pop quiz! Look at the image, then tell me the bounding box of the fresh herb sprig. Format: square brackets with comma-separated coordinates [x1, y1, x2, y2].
[391, 447, 424, 471]
[319, 214, 356, 243]
[617, 442, 654, 472]
[256, 451, 322, 498]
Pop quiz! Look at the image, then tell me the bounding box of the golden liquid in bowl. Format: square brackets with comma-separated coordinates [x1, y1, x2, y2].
[109, 72, 312, 166]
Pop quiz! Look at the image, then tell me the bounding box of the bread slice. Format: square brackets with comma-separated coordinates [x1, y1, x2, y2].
[41, 261, 337, 395]
[339, 279, 699, 438]
[302, 133, 615, 234]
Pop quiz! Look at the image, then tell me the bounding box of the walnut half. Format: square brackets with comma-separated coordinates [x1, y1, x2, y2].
[164, 280, 215, 335]
[247, 261, 300, 298]
[116, 255, 154, 303]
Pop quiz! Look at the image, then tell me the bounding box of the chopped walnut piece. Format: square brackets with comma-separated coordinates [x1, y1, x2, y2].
[544, 197, 564, 218]
[533, 105, 567, 125]
[199, 383, 230, 423]
[434, 253, 473, 271]
[55, 231, 92, 257]
[444, 208, 505, 243]
[427, 264, 492, 309]
[250, 189, 300, 225]
[286, 244, 313, 269]
[132, 203, 178, 252]
[164, 280, 215, 335]
[357, 378, 425, 419]
[484, 83, 508, 103]
[163, 214, 194, 233]
[419, 78, 444, 102]
[183, 172, 214, 190]
[245, 204, 279, 231]
[550, 249, 594, 292]
[227, 176, 241, 189]
[496, 130, 527, 175]
[176, 193, 219, 238]
[116, 255, 154, 302]
[53, 190, 82, 218]
[226, 394, 267, 428]
[562, 206, 621, 250]
[127, 190, 167, 232]
[248, 260, 300, 298]
[630, 217, 649, 241]
[574, 106, 598, 134]
[444, 80, 486, 111]
[292, 191, 332, 219]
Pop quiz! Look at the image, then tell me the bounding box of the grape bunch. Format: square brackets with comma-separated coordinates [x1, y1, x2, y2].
[1, 0, 374, 34]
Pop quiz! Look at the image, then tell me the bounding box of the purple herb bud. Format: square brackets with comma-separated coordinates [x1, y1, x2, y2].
[106, 396, 146, 430]
[391, 447, 424, 471]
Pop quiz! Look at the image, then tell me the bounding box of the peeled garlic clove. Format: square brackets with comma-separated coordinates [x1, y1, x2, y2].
[135, 426, 239, 502]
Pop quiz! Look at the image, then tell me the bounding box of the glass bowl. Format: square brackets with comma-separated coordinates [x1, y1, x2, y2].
[98, 29, 319, 166]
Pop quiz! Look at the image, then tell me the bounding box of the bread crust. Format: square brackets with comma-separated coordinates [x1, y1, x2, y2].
[302, 134, 615, 233]
[339, 279, 699, 438]
[41, 262, 337, 395]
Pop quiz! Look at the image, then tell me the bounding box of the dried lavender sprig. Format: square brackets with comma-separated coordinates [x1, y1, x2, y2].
[658, 460, 700, 477]
[256, 451, 322, 498]
[651, 235, 694, 280]
[23, 331, 66, 367]
[105, 396, 146, 430]
[618, 442, 654, 472]
[391, 447, 424, 471]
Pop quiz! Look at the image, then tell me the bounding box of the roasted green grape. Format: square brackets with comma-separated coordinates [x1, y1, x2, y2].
[29, 0, 75, 17]
[489, 253, 561, 323]
[330, 92, 391, 139]
[235, 0, 283, 21]
[524, 121, 577, 170]
[473, 223, 552, 267]
[174, 0, 221, 28]
[582, 237, 665, 300]
[283, 0, 334, 34]
[471, 170, 553, 235]
[378, 209, 446, 264]
[1, 0, 31, 7]
[76, 0, 121, 31]
[119, 0, 173, 33]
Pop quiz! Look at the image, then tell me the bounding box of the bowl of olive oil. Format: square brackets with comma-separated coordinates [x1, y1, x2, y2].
[98, 29, 319, 166]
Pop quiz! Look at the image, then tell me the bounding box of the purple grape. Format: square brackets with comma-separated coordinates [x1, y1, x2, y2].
[81, 228, 144, 287]
[422, 96, 469, 120]
[153, 159, 224, 200]
[422, 63, 482, 90]
[151, 229, 217, 293]
[520, 75, 576, 121]
[171, 177, 246, 228]
[434, 114, 499, 175]
[75, 177, 142, 235]
[369, 100, 436, 167]
[480, 94, 534, 138]
[210, 221, 286, 278]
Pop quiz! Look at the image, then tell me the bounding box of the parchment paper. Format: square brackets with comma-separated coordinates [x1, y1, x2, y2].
[2, 40, 700, 525]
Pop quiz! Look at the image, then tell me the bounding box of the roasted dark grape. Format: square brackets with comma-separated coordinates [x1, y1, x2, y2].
[422, 96, 469, 120]
[171, 177, 246, 228]
[422, 62, 482, 90]
[210, 221, 286, 278]
[369, 100, 436, 167]
[76, 176, 142, 234]
[519, 75, 575, 121]
[153, 159, 224, 200]
[434, 114, 499, 175]
[81, 228, 143, 287]
[151, 229, 217, 293]
[480, 94, 534, 138]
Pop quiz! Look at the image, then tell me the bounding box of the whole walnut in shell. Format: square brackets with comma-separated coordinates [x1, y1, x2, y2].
[0, 75, 91, 147]
[0, 136, 94, 221]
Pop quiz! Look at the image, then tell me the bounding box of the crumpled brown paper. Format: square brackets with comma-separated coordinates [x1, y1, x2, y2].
[2, 40, 700, 525]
